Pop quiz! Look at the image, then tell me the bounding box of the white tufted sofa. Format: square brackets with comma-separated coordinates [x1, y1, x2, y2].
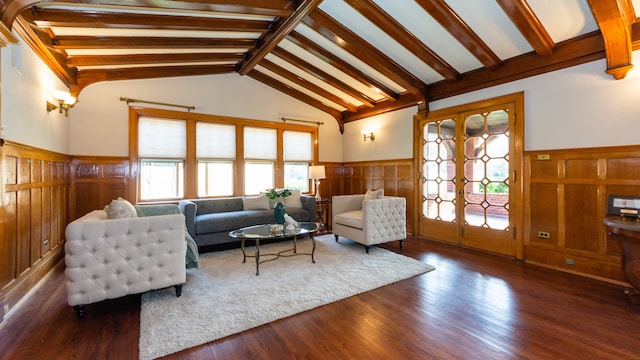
[332, 194, 406, 253]
[64, 209, 186, 319]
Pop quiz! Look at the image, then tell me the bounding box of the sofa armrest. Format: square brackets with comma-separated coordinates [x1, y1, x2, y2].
[179, 200, 197, 237]
[332, 195, 365, 220]
[300, 195, 317, 222]
[362, 196, 406, 239]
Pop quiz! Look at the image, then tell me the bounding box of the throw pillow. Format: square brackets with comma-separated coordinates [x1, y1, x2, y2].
[105, 197, 138, 219]
[364, 188, 384, 200]
[243, 194, 270, 210]
[284, 189, 302, 208]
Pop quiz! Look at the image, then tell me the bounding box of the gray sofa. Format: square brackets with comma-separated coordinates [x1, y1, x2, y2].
[179, 195, 316, 248]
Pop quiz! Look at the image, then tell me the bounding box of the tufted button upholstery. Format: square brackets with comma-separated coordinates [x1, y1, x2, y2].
[332, 194, 406, 251]
[64, 210, 186, 308]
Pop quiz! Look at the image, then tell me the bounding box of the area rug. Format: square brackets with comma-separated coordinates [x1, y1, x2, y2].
[139, 235, 435, 360]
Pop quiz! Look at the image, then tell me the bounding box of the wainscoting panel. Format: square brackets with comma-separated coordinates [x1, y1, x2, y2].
[70, 157, 130, 221]
[524, 146, 640, 284]
[337, 159, 415, 235]
[0, 141, 70, 316]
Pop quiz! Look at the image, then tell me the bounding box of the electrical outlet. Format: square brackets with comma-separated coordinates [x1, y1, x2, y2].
[537, 231, 550, 239]
[43, 239, 49, 248]
[566, 258, 575, 265]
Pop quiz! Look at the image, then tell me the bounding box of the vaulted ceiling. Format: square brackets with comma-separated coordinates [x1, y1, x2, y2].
[1, 0, 640, 132]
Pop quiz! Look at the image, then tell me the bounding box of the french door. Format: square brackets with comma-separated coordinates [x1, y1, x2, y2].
[416, 94, 523, 257]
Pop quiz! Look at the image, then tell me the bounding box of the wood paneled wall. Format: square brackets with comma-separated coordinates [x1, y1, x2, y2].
[0, 141, 70, 318]
[70, 157, 131, 221]
[320, 159, 415, 234]
[524, 146, 640, 284]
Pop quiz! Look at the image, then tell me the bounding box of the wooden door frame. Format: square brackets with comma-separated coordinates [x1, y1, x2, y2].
[413, 92, 524, 260]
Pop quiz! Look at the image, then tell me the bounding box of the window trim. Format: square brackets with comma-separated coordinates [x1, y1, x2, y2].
[128, 106, 319, 202]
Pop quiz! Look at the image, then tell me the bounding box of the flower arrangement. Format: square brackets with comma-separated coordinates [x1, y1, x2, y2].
[265, 188, 292, 200]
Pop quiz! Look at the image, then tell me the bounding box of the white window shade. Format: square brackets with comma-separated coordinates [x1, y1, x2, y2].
[244, 127, 276, 160]
[197, 122, 236, 159]
[139, 117, 186, 158]
[284, 131, 312, 161]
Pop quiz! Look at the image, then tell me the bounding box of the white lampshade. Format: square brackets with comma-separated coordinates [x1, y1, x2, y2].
[309, 165, 326, 180]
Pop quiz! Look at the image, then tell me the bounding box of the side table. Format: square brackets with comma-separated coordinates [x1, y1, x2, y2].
[315, 198, 330, 230]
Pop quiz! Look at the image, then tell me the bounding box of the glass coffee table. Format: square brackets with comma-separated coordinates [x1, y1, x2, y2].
[229, 222, 321, 275]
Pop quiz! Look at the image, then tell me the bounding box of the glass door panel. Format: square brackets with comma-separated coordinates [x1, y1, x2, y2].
[461, 108, 512, 254]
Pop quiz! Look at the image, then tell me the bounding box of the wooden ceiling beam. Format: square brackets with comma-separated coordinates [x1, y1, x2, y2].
[32, 8, 271, 32]
[346, 30, 622, 122]
[286, 31, 398, 102]
[343, 92, 420, 123]
[303, 9, 427, 101]
[67, 52, 245, 67]
[496, 0, 554, 56]
[12, 12, 76, 85]
[52, 36, 255, 49]
[415, 0, 502, 69]
[344, 0, 459, 81]
[238, 0, 321, 75]
[431, 31, 608, 100]
[587, 0, 634, 79]
[271, 47, 376, 107]
[259, 59, 357, 112]
[248, 69, 344, 132]
[72, 64, 235, 97]
[4, 0, 297, 18]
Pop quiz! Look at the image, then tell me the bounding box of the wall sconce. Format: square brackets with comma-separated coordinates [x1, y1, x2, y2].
[46, 90, 76, 116]
[361, 129, 376, 142]
[308, 165, 326, 200]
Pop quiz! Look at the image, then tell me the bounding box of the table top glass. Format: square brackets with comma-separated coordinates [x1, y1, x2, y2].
[229, 222, 320, 240]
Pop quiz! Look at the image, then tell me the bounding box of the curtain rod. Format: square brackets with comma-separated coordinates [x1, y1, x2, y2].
[281, 117, 324, 126]
[120, 97, 196, 112]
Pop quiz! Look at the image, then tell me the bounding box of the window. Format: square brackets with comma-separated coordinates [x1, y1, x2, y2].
[244, 127, 276, 195]
[138, 117, 186, 200]
[130, 108, 317, 200]
[283, 130, 313, 192]
[197, 122, 235, 197]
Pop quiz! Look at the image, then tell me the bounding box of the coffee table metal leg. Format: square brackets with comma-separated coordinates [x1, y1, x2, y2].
[311, 234, 316, 263]
[241, 238, 246, 263]
[255, 239, 260, 276]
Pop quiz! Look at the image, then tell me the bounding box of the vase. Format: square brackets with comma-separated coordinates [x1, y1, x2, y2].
[274, 201, 286, 224]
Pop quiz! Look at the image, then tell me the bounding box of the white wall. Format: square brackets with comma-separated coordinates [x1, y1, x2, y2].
[339, 50, 640, 161]
[342, 107, 416, 162]
[432, 50, 640, 151]
[70, 74, 343, 162]
[1, 41, 70, 154]
[3, 41, 640, 161]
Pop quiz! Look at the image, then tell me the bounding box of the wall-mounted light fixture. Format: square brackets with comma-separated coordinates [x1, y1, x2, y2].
[46, 90, 76, 116]
[361, 129, 376, 142]
[309, 165, 326, 200]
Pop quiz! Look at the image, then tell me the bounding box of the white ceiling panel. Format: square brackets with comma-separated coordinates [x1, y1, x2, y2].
[371, 0, 483, 73]
[445, 0, 533, 60]
[527, 0, 599, 43]
[319, 0, 444, 84]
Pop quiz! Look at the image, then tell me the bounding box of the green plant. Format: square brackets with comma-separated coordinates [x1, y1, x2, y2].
[480, 182, 509, 194]
[265, 188, 292, 200]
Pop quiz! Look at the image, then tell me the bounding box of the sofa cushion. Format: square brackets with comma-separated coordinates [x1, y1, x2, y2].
[364, 188, 384, 200]
[334, 210, 363, 230]
[195, 210, 274, 234]
[284, 189, 302, 208]
[105, 197, 137, 219]
[243, 194, 270, 210]
[194, 197, 243, 215]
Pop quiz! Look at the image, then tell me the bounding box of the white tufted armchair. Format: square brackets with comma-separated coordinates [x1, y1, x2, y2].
[332, 194, 406, 253]
[64, 209, 186, 319]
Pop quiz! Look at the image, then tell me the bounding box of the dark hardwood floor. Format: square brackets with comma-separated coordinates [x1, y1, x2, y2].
[1, 236, 639, 360]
